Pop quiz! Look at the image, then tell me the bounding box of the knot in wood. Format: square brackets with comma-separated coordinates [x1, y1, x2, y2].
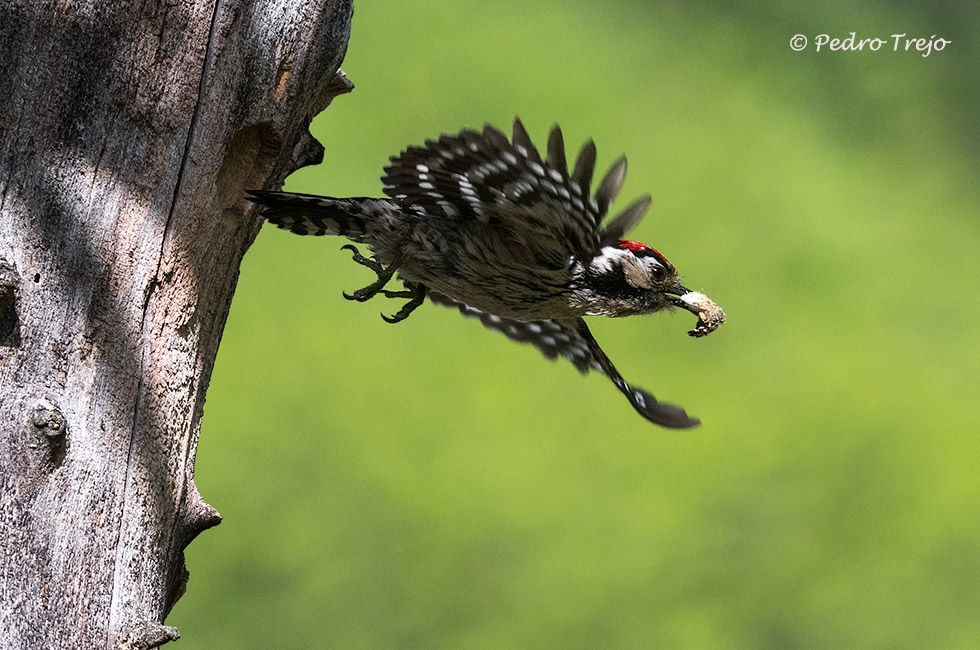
[30, 400, 66, 437]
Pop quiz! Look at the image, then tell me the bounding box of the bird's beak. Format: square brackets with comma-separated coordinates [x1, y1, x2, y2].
[666, 284, 700, 315]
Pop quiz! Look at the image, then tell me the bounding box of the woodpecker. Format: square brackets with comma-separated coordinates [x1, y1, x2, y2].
[247, 118, 724, 428]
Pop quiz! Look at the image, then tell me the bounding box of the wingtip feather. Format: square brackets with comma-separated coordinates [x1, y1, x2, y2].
[546, 125, 569, 179]
[571, 139, 597, 193]
[593, 155, 628, 216]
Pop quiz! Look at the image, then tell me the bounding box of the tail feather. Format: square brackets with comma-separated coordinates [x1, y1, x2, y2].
[246, 190, 395, 240]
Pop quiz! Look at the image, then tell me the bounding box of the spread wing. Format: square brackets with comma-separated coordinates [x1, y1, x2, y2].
[429, 291, 700, 428]
[382, 117, 652, 266]
[428, 290, 599, 373]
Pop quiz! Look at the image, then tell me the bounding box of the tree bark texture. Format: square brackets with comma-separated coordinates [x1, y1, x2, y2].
[0, 0, 353, 647]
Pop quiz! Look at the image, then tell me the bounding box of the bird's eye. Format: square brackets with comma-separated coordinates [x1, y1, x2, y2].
[650, 265, 666, 282]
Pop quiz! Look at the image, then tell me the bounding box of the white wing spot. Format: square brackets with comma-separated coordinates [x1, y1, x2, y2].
[506, 180, 535, 199]
[457, 175, 477, 194]
[476, 162, 498, 178]
[437, 200, 459, 217]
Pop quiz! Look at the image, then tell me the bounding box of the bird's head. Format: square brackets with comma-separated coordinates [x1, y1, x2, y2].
[571, 239, 696, 317]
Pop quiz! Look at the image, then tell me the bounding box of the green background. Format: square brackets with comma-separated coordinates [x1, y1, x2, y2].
[172, 1, 980, 648]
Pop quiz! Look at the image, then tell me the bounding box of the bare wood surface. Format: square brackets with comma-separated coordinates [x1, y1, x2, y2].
[0, 0, 353, 647]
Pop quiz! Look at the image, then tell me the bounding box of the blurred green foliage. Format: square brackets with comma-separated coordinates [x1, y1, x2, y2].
[171, 1, 980, 648]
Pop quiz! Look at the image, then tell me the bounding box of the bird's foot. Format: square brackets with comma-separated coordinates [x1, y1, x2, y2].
[341, 244, 396, 301]
[381, 283, 427, 323]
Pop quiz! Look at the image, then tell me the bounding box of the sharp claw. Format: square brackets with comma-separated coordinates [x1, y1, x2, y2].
[339, 244, 424, 320]
[342, 244, 386, 272]
[344, 288, 378, 302]
[340, 243, 397, 300]
[378, 283, 426, 324]
[381, 307, 415, 324]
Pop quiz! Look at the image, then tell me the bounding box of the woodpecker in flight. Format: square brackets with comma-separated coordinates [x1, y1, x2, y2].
[247, 118, 724, 428]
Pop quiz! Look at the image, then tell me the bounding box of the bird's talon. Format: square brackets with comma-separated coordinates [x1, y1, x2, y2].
[341, 244, 385, 273]
[377, 283, 426, 324]
[344, 288, 377, 302]
[340, 244, 400, 300]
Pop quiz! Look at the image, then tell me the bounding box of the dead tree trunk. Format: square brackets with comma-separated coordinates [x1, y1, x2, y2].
[0, 0, 352, 647]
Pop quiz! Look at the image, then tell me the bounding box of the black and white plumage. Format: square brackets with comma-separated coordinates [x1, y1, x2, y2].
[247, 118, 724, 428]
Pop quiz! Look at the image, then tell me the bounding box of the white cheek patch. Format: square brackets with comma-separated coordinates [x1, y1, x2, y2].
[621, 256, 652, 289]
[590, 246, 629, 274]
[591, 247, 654, 289]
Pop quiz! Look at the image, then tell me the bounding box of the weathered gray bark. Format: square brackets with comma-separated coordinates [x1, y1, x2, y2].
[0, 0, 352, 647]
